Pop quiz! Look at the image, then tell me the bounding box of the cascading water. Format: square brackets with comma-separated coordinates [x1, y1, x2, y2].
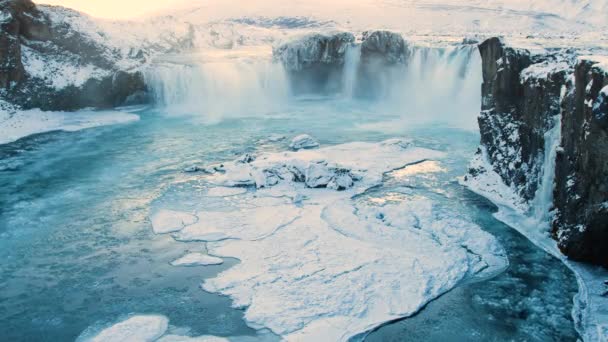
[342, 44, 362, 99]
[339, 44, 482, 129]
[145, 49, 290, 122]
[531, 114, 562, 227]
[145, 43, 481, 128]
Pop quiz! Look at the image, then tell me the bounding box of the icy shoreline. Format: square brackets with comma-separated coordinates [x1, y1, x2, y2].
[0, 106, 140, 145]
[146, 139, 508, 341]
[461, 153, 608, 342]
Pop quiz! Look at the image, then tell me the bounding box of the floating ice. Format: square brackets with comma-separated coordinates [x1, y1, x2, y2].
[80, 315, 231, 342]
[288, 134, 319, 150]
[157, 335, 229, 342]
[150, 209, 198, 234]
[170, 253, 224, 266]
[83, 315, 169, 342]
[157, 139, 506, 341]
[206, 187, 248, 197]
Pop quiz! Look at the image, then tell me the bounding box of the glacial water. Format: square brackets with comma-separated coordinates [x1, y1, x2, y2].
[0, 45, 579, 341]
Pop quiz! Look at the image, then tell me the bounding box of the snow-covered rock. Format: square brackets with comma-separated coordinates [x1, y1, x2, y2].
[273, 32, 355, 72]
[0, 0, 148, 110]
[360, 30, 408, 65]
[288, 134, 319, 150]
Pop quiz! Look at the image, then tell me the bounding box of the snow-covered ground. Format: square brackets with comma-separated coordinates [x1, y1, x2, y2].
[149, 139, 507, 341]
[0, 103, 139, 145]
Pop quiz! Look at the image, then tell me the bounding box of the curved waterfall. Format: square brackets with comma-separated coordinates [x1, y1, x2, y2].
[145, 44, 482, 128]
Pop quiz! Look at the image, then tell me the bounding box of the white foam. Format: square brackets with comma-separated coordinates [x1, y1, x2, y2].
[170, 253, 224, 267]
[150, 209, 198, 234]
[0, 109, 139, 146]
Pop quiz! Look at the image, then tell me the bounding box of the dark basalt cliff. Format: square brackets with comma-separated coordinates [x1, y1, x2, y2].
[0, 0, 147, 110]
[471, 37, 608, 267]
[554, 58, 608, 265]
[273, 30, 409, 96]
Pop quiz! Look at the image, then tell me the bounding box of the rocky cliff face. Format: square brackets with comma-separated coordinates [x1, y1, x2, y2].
[468, 37, 608, 267]
[272, 32, 355, 93]
[0, 0, 148, 110]
[554, 57, 608, 266]
[273, 30, 409, 95]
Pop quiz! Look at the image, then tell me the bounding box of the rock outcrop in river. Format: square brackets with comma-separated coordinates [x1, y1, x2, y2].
[468, 37, 608, 267]
[0, 0, 147, 110]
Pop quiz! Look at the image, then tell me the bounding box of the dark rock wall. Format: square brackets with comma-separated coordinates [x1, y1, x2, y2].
[272, 32, 355, 93]
[475, 37, 608, 266]
[0, 0, 148, 110]
[554, 59, 608, 266]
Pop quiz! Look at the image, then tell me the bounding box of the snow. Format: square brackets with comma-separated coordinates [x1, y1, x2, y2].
[149, 209, 197, 234]
[0, 108, 140, 145]
[461, 148, 528, 213]
[153, 139, 507, 341]
[79, 315, 230, 342]
[462, 146, 608, 342]
[520, 60, 571, 84]
[170, 252, 224, 266]
[157, 335, 229, 342]
[20, 45, 111, 90]
[82, 315, 169, 342]
[579, 55, 608, 74]
[205, 187, 248, 197]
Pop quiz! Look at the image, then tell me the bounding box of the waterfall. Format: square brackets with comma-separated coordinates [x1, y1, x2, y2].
[145, 44, 481, 128]
[338, 44, 482, 129]
[532, 114, 562, 225]
[145, 50, 290, 122]
[342, 44, 361, 98]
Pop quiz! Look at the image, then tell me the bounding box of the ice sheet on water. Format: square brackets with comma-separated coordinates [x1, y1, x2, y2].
[81, 315, 169, 342]
[153, 139, 506, 341]
[150, 209, 198, 234]
[0, 108, 140, 146]
[170, 253, 224, 267]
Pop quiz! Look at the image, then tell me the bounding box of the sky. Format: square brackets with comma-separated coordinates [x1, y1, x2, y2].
[34, 0, 186, 19]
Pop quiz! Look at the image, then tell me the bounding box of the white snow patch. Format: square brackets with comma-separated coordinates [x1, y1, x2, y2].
[21, 45, 111, 90]
[158, 139, 506, 341]
[170, 252, 224, 266]
[157, 335, 229, 342]
[460, 148, 528, 213]
[520, 61, 570, 84]
[0, 108, 139, 145]
[83, 315, 169, 342]
[150, 209, 198, 234]
[579, 55, 608, 73]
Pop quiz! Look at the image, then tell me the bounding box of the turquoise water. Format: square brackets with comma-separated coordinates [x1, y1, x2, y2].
[0, 99, 578, 341]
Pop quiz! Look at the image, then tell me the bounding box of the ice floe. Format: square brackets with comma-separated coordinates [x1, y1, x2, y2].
[82, 315, 169, 342]
[151, 139, 507, 341]
[80, 315, 231, 342]
[170, 253, 224, 266]
[150, 209, 198, 234]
